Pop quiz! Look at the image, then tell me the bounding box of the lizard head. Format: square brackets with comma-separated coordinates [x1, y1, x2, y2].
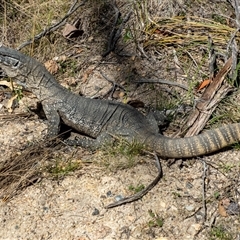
[0, 45, 62, 98]
[0, 45, 29, 88]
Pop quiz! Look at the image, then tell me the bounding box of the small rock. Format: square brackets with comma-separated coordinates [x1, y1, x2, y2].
[187, 224, 202, 235]
[186, 182, 193, 189]
[227, 202, 240, 215]
[106, 191, 112, 197]
[88, 36, 94, 42]
[185, 205, 195, 211]
[92, 208, 100, 216]
[159, 201, 166, 208]
[115, 195, 124, 201]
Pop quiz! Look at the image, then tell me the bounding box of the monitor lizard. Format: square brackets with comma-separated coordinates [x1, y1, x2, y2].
[0, 45, 240, 159]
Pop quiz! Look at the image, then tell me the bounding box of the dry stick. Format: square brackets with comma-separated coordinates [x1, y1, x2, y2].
[0, 112, 33, 120]
[17, 0, 87, 50]
[0, 137, 64, 201]
[182, 57, 233, 137]
[100, 71, 125, 99]
[134, 78, 189, 91]
[228, 0, 240, 28]
[105, 152, 163, 209]
[0, 144, 47, 201]
[100, 71, 125, 90]
[226, 0, 240, 77]
[200, 159, 208, 222]
[226, 29, 239, 79]
[208, 36, 217, 80]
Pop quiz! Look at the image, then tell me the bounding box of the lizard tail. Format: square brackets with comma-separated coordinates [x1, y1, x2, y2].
[150, 123, 240, 158]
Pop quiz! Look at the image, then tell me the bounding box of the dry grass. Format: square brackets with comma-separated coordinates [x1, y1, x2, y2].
[144, 16, 239, 47]
[1, 0, 71, 58]
[0, 140, 56, 201]
[0, 139, 84, 201]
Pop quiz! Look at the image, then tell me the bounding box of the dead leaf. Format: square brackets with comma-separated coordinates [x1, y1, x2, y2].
[62, 23, 84, 38]
[82, 68, 94, 83]
[44, 60, 58, 74]
[196, 79, 211, 92]
[6, 94, 18, 113]
[218, 198, 230, 217]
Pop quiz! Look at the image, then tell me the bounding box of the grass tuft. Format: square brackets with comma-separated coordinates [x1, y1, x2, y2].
[99, 139, 145, 171]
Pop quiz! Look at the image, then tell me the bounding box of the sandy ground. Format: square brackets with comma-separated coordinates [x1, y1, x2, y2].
[0, 112, 239, 239]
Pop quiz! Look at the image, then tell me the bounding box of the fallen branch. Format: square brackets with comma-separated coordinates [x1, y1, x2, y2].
[179, 57, 233, 137]
[134, 78, 189, 91]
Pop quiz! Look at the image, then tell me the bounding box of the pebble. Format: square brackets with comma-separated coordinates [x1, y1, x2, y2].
[106, 191, 112, 197]
[92, 208, 100, 216]
[185, 205, 195, 211]
[115, 195, 124, 201]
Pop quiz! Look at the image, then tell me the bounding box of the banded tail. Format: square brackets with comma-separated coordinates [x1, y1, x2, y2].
[149, 123, 240, 158]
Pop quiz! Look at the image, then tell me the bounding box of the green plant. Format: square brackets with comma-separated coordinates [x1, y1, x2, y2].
[128, 184, 145, 193]
[147, 209, 164, 228]
[233, 142, 240, 150]
[211, 14, 227, 25]
[172, 191, 182, 198]
[14, 86, 24, 101]
[59, 59, 78, 76]
[219, 163, 235, 173]
[123, 28, 133, 42]
[214, 191, 220, 200]
[209, 225, 233, 240]
[46, 158, 81, 180]
[100, 138, 144, 171]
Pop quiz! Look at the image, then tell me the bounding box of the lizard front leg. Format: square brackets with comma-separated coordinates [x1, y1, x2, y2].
[42, 104, 61, 138]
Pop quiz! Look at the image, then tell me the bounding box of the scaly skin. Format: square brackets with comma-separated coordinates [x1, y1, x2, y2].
[0, 45, 240, 158]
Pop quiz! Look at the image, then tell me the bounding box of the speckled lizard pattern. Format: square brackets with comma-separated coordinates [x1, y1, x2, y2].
[0, 45, 240, 158]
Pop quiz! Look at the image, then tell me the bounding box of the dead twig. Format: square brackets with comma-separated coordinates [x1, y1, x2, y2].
[228, 0, 240, 28]
[208, 36, 217, 80]
[134, 78, 189, 91]
[100, 71, 125, 99]
[17, 0, 87, 50]
[102, 1, 120, 57]
[105, 152, 163, 209]
[200, 159, 208, 222]
[226, 0, 240, 79]
[0, 112, 34, 120]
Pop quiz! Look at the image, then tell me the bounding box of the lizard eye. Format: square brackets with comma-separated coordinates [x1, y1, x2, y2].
[8, 57, 21, 68]
[3, 56, 21, 69]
